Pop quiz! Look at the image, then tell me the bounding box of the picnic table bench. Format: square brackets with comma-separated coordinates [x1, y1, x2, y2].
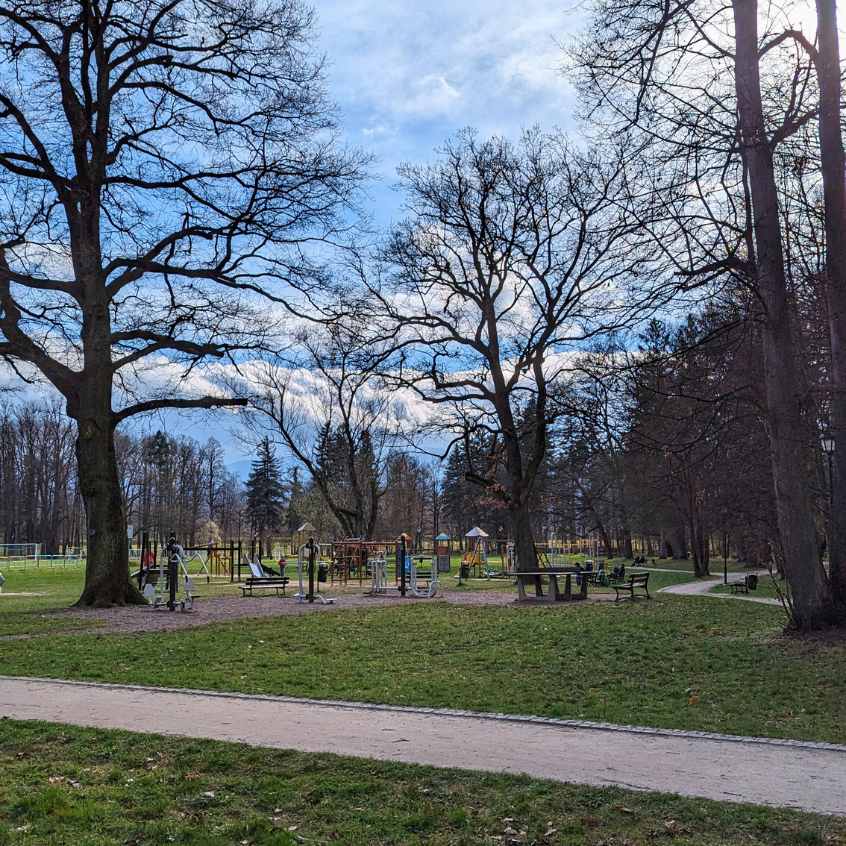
[611, 571, 650, 601]
[515, 567, 589, 602]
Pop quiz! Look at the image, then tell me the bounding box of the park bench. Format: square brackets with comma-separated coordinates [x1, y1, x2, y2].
[728, 574, 759, 594]
[241, 561, 290, 597]
[515, 568, 589, 602]
[611, 571, 650, 601]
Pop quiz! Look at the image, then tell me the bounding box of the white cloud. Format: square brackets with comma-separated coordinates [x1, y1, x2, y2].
[315, 0, 582, 202]
[402, 74, 463, 117]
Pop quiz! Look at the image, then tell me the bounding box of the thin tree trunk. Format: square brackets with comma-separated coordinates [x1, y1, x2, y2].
[733, 0, 839, 627]
[815, 0, 846, 607]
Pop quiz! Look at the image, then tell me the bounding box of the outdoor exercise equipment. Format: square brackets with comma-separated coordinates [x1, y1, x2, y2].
[141, 535, 196, 612]
[294, 538, 335, 604]
[407, 554, 439, 598]
[367, 553, 388, 594]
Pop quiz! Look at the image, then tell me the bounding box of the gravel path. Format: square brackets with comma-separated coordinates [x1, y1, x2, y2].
[658, 571, 783, 606]
[2, 676, 844, 816]
[42, 588, 615, 635]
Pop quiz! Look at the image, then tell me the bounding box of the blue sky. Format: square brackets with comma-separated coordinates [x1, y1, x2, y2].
[172, 0, 587, 475]
[315, 0, 582, 227]
[1, 0, 586, 477]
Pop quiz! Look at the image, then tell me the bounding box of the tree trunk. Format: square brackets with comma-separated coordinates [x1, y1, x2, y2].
[733, 0, 839, 628]
[510, 498, 538, 572]
[621, 527, 634, 560]
[815, 0, 846, 607]
[691, 511, 710, 577]
[668, 526, 687, 559]
[74, 410, 144, 606]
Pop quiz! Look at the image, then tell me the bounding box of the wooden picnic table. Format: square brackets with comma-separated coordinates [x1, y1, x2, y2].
[515, 567, 589, 602]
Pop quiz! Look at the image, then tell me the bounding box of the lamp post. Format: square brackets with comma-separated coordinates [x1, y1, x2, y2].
[822, 434, 836, 509]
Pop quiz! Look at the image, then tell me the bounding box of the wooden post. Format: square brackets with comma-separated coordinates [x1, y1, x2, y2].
[307, 537, 315, 603]
[400, 534, 407, 597]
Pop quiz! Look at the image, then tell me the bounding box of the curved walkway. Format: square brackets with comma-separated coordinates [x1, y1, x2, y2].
[2, 676, 844, 816]
[659, 571, 783, 606]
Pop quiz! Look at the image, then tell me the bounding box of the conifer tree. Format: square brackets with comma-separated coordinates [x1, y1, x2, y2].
[245, 438, 285, 557]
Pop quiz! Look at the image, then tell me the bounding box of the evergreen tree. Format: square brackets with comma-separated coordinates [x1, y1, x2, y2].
[245, 438, 285, 557]
[286, 467, 306, 535]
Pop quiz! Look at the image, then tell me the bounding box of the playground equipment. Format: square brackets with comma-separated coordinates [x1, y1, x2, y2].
[179, 547, 212, 583]
[183, 543, 241, 580]
[434, 533, 451, 573]
[461, 527, 489, 578]
[331, 539, 394, 585]
[294, 539, 335, 605]
[141, 535, 196, 612]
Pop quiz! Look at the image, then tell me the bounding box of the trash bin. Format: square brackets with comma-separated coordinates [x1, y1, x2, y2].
[746, 574, 758, 591]
[459, 563, 470, 580]
[317, 564, 328, 583]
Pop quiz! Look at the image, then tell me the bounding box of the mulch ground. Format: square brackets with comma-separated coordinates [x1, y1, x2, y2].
[40, 588, 615, 635]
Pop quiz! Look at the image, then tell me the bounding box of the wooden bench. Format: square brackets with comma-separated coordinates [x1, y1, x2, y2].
[611, 572, 650, 601]
[728, 575, 758, 594]
[241, 576, 289, 597]
[241, 561, 289, 597]
[516, 568, 589, 602]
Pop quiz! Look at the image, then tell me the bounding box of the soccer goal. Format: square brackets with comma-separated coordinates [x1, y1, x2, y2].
[0, 543, 41, 568]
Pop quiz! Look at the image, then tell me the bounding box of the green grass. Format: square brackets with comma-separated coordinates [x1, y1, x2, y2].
[0, 567, 98, 637]
[710, 575, 786, 601]
[3, 596, 845, 743]
[1, 719, 842, 846]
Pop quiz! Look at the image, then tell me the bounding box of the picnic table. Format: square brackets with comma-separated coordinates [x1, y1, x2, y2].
[515, 567, 589, 602]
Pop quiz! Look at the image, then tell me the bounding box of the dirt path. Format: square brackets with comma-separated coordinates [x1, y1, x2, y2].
[41, 588, 615, 635]
[658, 572, 783, 606]
[2, 676, 843, 816]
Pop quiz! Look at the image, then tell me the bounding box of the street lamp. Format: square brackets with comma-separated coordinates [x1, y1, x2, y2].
[822, 434, 836, 508]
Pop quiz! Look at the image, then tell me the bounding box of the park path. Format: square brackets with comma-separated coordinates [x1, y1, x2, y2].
[658, 571, 782, 606]
[2, 676, 844, 816]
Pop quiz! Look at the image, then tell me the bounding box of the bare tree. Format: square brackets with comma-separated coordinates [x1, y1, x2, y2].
[574, 0, 843, 627]
[370, 130, 660, 571]
[811, 0, 846, 604]
[0, 0, 362, 604]
[245, 325, 402, 538]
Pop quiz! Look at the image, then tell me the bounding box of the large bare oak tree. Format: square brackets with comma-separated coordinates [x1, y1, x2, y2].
[370, 131, 662, 571]
[0, 0, 361, 605]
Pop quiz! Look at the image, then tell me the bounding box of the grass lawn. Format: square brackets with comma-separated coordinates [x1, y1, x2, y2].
[1, 719, 843, 846]
[710, 575, 786, 601]
[3, 591, 845, 743]
[0, 566, 98, 637]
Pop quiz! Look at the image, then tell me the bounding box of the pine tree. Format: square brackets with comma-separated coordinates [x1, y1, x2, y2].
[245, 438, 285, 557]
[285, 466, 306, 534]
